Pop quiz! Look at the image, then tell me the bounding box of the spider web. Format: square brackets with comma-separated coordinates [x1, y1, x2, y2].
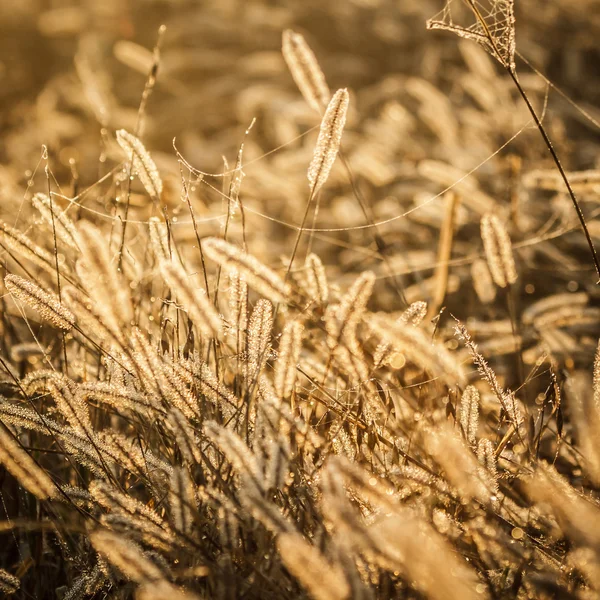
[427, 0, 516, 71]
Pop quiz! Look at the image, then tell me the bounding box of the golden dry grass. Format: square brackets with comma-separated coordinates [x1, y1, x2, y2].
[0, 1, 599, 598]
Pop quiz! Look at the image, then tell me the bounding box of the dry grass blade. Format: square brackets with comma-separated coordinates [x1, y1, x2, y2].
[80, 381, 163, 417]
[400, 300, 428, 326]
[428, 191, 458, 319]
[282, 29, 330, 114]
[89, 480, 175, 553]
[204, 422, 263, 492]
[46, 374, 92, 434]
[5, 274, 75, 331]
[129, 328, 199, 420]
[114, 39, 153, 75]
[307, 88, 349, 195]
[90, 480, 166, 529]
[425, 425, 491, 503]
[75, 52, 112, 126]
[0, 402, 64, 436]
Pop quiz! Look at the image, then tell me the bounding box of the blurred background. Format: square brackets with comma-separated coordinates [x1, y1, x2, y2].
[1, 0, 600, 323]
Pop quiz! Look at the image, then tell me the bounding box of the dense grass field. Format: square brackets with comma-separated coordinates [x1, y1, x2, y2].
[0, 0, 599, 598]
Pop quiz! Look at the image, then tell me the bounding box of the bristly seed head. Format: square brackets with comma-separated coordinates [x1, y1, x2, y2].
[307, 88, 349, 195]
[282, 29, 330, 114]
[5, 274, 76, 331]
[116, 129, 163, 198]
[480, 213, 517, 288]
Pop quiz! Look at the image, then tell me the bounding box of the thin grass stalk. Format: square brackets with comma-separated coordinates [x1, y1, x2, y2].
[117, 25, 165, 271]
[286, 89, 349, 279]
[466, 0, 600, 282]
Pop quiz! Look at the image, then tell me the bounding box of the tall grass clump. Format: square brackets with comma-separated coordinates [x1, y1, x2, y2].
[0, 1, 599, 598]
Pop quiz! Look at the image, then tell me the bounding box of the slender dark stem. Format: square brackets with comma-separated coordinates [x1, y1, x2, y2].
[338, 149, 409, 307]
[245, 188, 328, 413]
[116, 164, 135, 273]
[213, 179, 235, 309]
[213, 123, 254, 307]
[179, 164, 210, 299]
[45, 173, 61, 301]
[45, 163, 70, 376]
[188, 195, 211, 297]
[507, 69, 600, 282]
[464, 0, 600, 283]
[180, 166, 221, 377]
[117, 25, 165, 272]
[285, 187, 317, 283]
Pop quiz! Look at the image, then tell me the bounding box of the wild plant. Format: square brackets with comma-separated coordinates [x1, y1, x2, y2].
[0, 2, 598, 599]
